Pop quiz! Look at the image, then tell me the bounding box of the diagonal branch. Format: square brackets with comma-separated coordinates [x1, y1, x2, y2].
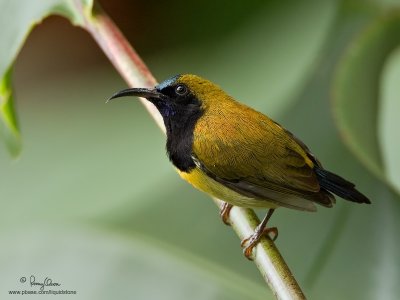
[79, 1, 306, 299]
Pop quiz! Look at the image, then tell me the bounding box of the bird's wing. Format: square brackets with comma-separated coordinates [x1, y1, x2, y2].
[192, 112, 334, 211]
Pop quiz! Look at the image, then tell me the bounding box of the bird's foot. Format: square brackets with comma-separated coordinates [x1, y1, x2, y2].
[219, 202, 233, 225]
[241, 226, 278, 260]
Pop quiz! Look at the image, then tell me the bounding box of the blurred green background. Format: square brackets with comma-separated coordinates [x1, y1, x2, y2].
[1, 0, 400, 299]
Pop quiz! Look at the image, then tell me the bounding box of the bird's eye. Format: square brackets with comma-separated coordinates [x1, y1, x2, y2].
[175, 84, 188, 96]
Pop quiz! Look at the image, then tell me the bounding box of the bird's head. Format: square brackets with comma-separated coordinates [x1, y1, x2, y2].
[108, 74, 228, 121]
[109, 74, 230, 171]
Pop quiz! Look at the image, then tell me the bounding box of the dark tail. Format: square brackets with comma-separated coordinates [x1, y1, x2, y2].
[315, 167, 371, 204]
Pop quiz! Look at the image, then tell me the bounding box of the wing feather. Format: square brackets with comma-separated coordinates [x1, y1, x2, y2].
[193, 106, 334, 211]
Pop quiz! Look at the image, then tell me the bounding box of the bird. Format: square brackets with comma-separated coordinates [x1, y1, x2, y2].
[108, 74, 371, 259]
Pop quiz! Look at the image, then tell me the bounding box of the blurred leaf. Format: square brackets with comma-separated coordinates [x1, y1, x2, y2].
[275, 8, 400, 297]
[333, 11, 400, 180]
[0, 0, 93, 155]
[0, 68, 20, 156]
[379, 47, 400, 194]
[0, 226, 270, 300]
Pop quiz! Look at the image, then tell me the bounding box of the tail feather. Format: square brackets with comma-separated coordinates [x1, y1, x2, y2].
[315, 167, 371, 204]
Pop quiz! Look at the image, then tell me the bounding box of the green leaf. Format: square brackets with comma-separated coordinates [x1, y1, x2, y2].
[0, 68, 20, 156]
[379, 47, 400, 193]
[0, 0, 93, 155]
[333, 11, 400, 179]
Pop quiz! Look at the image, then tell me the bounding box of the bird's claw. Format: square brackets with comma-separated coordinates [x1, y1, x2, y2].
[241, 227, 279, 260]
[219, 202, 233, 225]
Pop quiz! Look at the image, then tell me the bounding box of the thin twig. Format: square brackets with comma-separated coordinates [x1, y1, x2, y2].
[77, 1, 306, 299]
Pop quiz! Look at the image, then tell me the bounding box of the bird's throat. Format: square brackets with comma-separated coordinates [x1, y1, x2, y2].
[164, 106, 203, 173]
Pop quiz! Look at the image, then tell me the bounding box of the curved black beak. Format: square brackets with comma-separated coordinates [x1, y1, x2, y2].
[107, 88, 162, 103]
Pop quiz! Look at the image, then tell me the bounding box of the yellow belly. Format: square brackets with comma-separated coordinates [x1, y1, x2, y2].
[178, 168, 278, 208]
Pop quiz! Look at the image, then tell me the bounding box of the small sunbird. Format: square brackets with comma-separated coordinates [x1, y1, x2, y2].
[109, 74, 370, 259]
